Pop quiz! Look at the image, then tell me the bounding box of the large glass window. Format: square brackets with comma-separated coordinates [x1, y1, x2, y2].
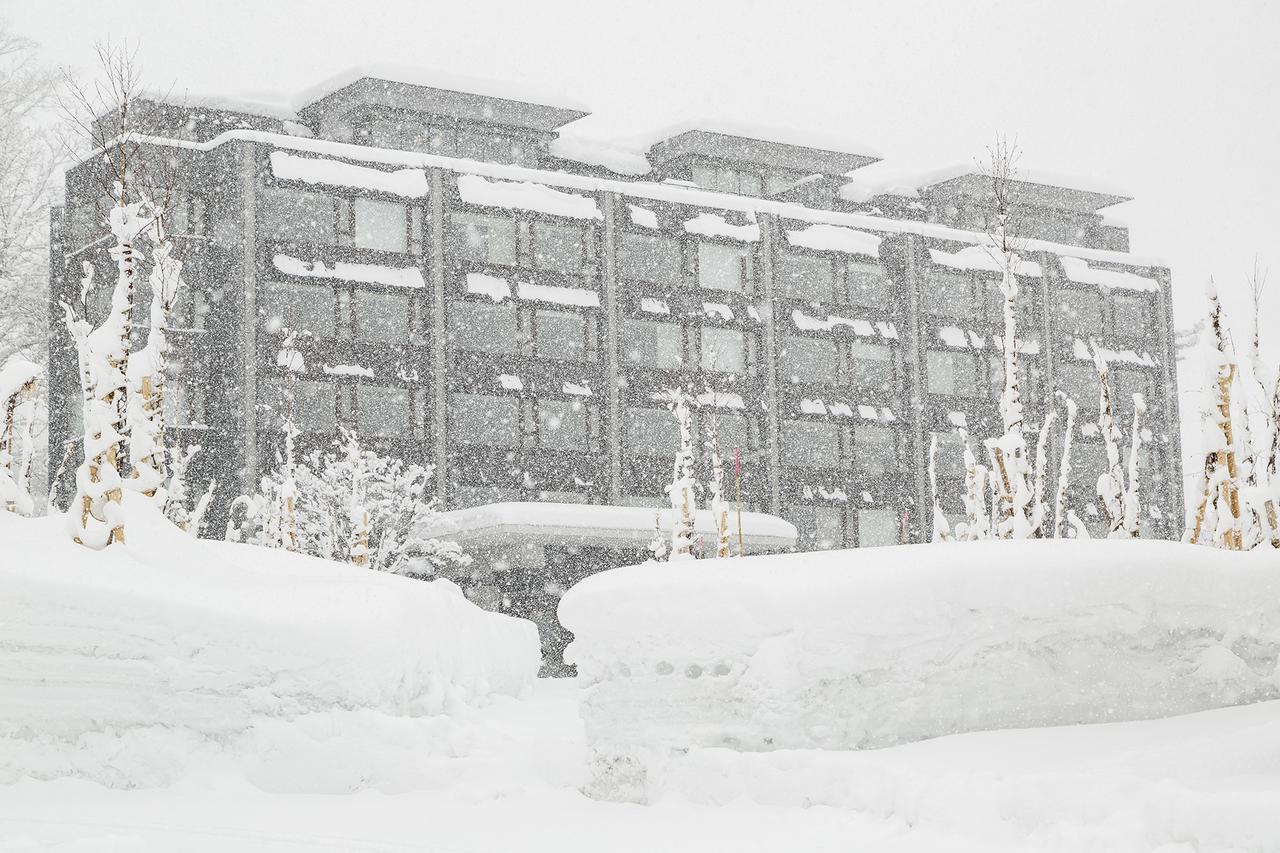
[854, 424, 897, 475]
[698, 242, 751, 293]
[259, 280, 335, 338]
[627, 407, 679, 455]
[926, 271, 973, 318]
[858, 508, 899, 546]
[449, 300, 517, 354]
[776, 252, 834, 302]
[537, 399, 590, 450]
[846, 261, 892, 307]
[849, 341, 893, 388]
[533, 221, 590, 275]
[712, 412, 753, 455]
[782, 419, 839, 468]
[926, 349, 979, 397]
[780, 335, 838, 383]
[356, 384, 410, 438]
[354, 289, 410, 343]
[535, 309, 590, 362]
[1113, 293, 1150, 332]
[163, 377, 203, 427]
[617, 231, 683, 285]
[352, 198, 408, 253]
[449, 394, 520, 446]
[260, 188, 335, 244]
[1057, 288, 1103, 332]
[451, 211, 517, 265]
[1058, 361, 1099, 405]
[1112, 367, 1152, 410]
[368, 116, 433, 152]
[702, 327, 746, 373]
[691, 163, 762, 196]
[291, 379, 337, 433]
[932, 431, 966, 477]
[457, 129, 526, 166]
[623, 319, 683, 369]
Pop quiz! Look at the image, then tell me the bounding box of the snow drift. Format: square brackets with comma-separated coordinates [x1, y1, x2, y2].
[559, 539, 1280, 800]
[0, 496, 541, 787]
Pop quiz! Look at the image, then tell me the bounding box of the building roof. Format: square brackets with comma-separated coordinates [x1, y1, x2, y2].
[647, 124, 882, 177]
[422, 501, 798, 553]
[920, 168, 1133, 213]
[295, 65, 590, 132]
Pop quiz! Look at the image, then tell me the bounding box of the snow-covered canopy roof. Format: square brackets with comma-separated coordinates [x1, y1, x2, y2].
[919, 168, 1132, 213]
[647, 125, 881, 177]
[295, 66, 590, 133]
[422, 502, 798, 553]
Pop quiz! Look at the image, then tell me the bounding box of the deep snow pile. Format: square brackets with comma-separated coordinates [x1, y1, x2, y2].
[0, 496, 541, 787]
[560, 539, 1280, 800]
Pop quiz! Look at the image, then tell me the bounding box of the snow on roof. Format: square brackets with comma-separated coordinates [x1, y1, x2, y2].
[458, 174, 602, 220]
[273, 254, 426, 289]
[929, 246, 1043, 278]
[629, 204, 660, 229]
[1059, 257, 1160, 293]
[270, 151, 428, 198]
[129, 131, 1164, 269]
[550, 135, 652, 176]
[423, 501, 797, 550]
[919, 165, 1132, 213]
[684, 212, 760, 242]
[785, 223, 882, 259]
[642, 119, 883, 165]
[292, 64, 592, 116]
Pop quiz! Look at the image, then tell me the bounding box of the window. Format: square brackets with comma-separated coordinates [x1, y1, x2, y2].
[623, 319, 683, 369]
[702, 327, 746, 373]
[368, 116, 433, 152]
[457, 128, 527, 166]
[168, 192, 207, 236]
[627, 407, 679, 455]
[846, 261, 891, 307]
[259, 280, 335, 337]
[356, 384, 410, 437]
[449, 394, 521, 446]
[1073, 441, 1108, 484]
[926, 271, 973, 318]
[535, 309, 590, 361]
[793, 505, 844, 550]
[532, 221, 591, 276]
[1113, 293, 1150, 332]
[451, 211, 516, 265]
[782, 419, 839, 468]
[926, 349, 979, 397]
[1112, 367, 1153, 410]
[849, 341, 893, 388]
[164, 378, 204, 427]
[354, 289, 410, 343]
[449, 300, 517, 354]
[858, 508, 899, 546]
[698, 242, 751, 293]
[692, 163, 762, 195]
[1058, 361, 1099, 405]
[780, 335, 839, 383]
[172, 286, 209, 330]
[260, 188, 335, 244]
[617, 231, 682, 285]
[352, 198, 408, 253]
[777, 252, 834, 302]
[1057, 288, 1103, 332]
[713, 412, 753, 455]
[538, 399, 590, 450]
[854, 424, 897, 475]
[291, 379, 337, 433]
[932, 431, 966, 477]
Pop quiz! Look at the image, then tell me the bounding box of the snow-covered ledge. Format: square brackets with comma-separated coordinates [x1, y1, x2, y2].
[559, 539, 1280, 803]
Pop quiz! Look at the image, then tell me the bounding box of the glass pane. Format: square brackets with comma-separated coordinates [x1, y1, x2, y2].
[538, 399, 589, 450]
[932, 431, 966, 476]
[847, 261, 891, 307]
[698, 242, 749, 292]
[622, 319, 683, 369]
[926, 349, 978, 397]
[451, 211, 517, 265]
[849, 340, 893, 388]
[776, 252, 834, 302]
[626, 407, 679, 455]
[532, 221, 588, 275]
[738, 172, 763, 196]
[1057, 288, 1104, 331]
[368, 116, 432, 152]
[1058, 361, 1099, 404]
[858, 508, 899, 546]
[260, 188, 335, 244]
[292, 379, 337, 433]
[780, 335, 839, 383]
[925, 271, 972, 318]
[1113, 293, 1149, 331]
[701, 327, 746, 373]
[617, 231, 682, 285]
[535, 309, 589, 361]
[259, 280, 335, 338]
[782, 419, 839, 467]
[357, 384, 410, 437]
[449, 394, 520, 446]
[854, 424, 896, 475]
[355, 289, 410, 342]
[449, 300, 517, 354]
[353, 198, 408, 253]
[712, 412, 752, 455]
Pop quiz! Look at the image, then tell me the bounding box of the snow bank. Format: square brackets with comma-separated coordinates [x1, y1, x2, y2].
[0, 497, 541, 787]
[560, 539, 1280, 801]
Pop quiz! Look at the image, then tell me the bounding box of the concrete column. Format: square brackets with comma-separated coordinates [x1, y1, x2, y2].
[903, 234, 930, 542]
[601, 192, 622, 503]
[1154, 270, 1184, 535]
[757, 213, 783, 514]
[429, 169, 449, 504]
[240, 142, 259, 494]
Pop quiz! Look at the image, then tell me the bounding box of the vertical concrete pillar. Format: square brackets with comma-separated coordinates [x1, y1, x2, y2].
[903, 234, 930, 542]
[756, 213, 783, 514]
[601, 192, 622, 504]
[429, 169, 449, 504]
